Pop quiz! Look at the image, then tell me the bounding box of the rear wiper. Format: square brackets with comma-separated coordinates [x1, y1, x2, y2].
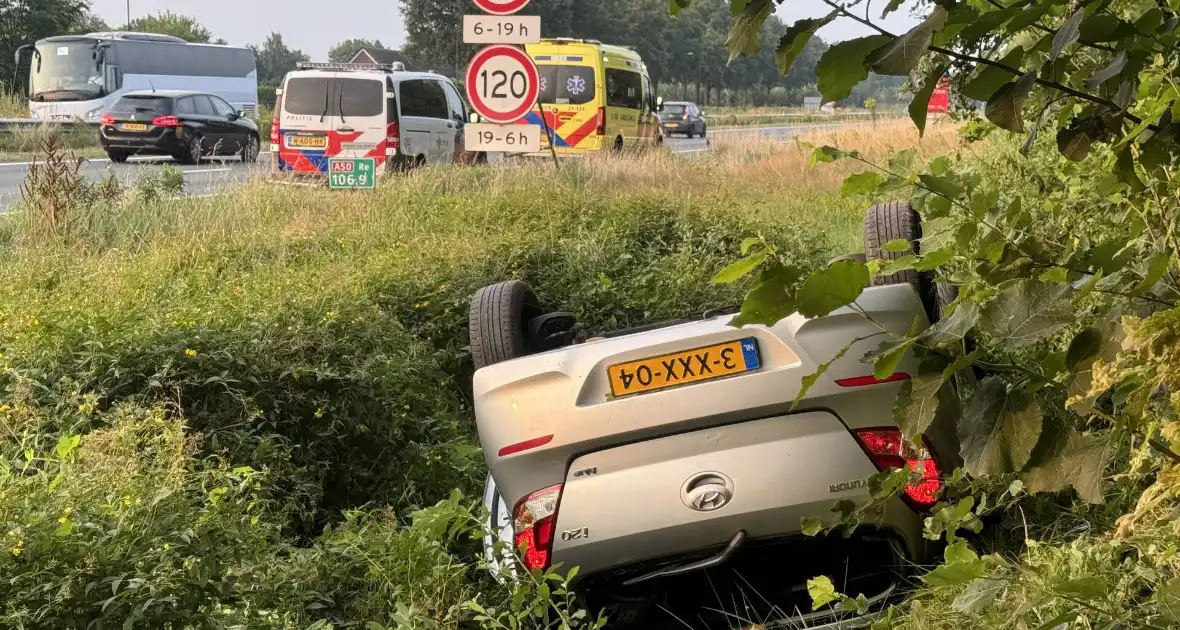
[319, 85, 331, 123]
[337, 81, 347, 125]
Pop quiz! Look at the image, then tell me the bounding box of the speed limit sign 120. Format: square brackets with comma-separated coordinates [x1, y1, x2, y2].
[465, 44, 540, 124]
[471, 0, 531, 15]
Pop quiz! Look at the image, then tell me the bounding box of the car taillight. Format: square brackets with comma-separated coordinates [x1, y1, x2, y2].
[152, 115, 180, 127]
[100, 113, 114, 126]
[596, 107, 606, 136]
[387, 120, 400, 154]
[513, 484, 562, 571]
[853, 428, 941, 509]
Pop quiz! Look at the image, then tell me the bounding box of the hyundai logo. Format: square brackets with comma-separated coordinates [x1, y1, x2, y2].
[681, 472, 734, 512]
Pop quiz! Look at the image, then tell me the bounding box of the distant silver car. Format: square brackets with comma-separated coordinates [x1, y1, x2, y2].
[470, 203, 963, 628]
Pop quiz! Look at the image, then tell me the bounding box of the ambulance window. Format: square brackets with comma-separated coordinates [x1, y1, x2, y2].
[539, 65, 595, 105]
[338, 78, 384, 117]
[284, 77, 334, 116]
[400, 79, 449, 119]
[606, 69, 643, 110]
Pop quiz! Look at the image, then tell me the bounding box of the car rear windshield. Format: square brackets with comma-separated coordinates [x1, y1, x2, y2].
[284, 77, 385, 118]
[109, 96, 172, 113]
[663, 104, 687, 115]
[538, 65, 596, 106]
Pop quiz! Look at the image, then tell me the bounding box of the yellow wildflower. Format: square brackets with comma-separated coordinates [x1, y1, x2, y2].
[184, 349, 198, 357]
[11, 547, 20, 556]
[314, 408, 324, 419]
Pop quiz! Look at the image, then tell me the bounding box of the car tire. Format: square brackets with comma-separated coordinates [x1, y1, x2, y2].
[863, 201, 951, 322]
[177, 134, 202, 165]
[687, 127, 695, 139]
[469, 280, 544, 369]
[240, 134, 260, 163]
[701, 124, 707, 138]
[106, 150, 130, 164]
[613, 137, 624, 154]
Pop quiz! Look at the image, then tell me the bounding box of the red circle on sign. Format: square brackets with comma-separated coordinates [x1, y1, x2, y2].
[471, 0, 531, 15]
[465, 44, 540, 124]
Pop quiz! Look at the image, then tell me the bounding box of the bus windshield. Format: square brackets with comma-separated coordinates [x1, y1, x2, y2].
[30, 41, 105, 102]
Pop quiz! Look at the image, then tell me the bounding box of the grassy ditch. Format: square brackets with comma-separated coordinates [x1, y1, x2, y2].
[0, 121, 959, 628]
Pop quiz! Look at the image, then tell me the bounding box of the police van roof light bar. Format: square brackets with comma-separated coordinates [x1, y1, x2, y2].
[296, 61, 404, 72]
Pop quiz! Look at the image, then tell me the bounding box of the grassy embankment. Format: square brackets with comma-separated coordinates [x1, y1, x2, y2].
[0, 120, 959, 627]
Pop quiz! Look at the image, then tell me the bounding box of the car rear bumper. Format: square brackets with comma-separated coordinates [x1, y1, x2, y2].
[548, 410, 926, 578]
[99, 125, 185, 153]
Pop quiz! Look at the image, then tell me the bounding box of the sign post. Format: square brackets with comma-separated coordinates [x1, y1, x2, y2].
[463, 0, 543, 155]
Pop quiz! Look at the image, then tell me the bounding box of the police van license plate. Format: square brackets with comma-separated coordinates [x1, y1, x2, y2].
[289, 135, 327, 149]
[607, 338, 762, 398]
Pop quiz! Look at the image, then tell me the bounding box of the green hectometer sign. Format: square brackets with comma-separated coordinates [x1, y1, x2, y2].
[328, 158, 376, 190]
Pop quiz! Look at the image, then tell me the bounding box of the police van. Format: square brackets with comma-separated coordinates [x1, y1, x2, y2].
[271, 61, 481, 175]
[519, 38, 663, 156]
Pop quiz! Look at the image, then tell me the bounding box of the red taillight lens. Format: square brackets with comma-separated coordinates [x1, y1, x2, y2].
[596, 107, 606, 135]
[386, 120, 400, 153]
[100, 113, 115, 126]
[152, 115, 180, 127]
[854, 428, 942, 509]
[513, 484, 562, 571]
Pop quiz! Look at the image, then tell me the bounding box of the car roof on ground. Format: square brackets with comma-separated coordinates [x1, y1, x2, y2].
[121, 89, 205, 98]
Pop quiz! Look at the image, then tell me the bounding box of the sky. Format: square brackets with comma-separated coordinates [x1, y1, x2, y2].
[90, 0, 920, 60]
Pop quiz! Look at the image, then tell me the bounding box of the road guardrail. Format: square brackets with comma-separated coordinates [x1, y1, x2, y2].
[0, 119, 100, 134]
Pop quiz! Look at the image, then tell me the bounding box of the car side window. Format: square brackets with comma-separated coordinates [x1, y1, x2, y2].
[440, 81, 465, 121]
[174, 97, 195, 115]
[399, 80, 427, 117]
[192, 95, 216, 117]
[209, 96, 237, 118]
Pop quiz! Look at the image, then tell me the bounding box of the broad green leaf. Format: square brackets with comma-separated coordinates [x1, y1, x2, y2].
[1079, 14, 1131, 42]
[729, 0, 749, 15]
[794, 339, 856, 407]
[941, 349, 981, 386]
[801, 517, 823, 536]
[910, 64, 950, 136]
[713, 250, 769, 284]
[959, 377, 1043, 476]
[867, 338, 917, 381]
[883, 239, 911, 252]
[1085, 49, 1128, 89]
[1129, 252, 1170, 297]
[1056, 126, 1093, 162]
[1055, 576, 1109, 599]
[985, 71, 1037, 133]
[879, 254, 919, 276]
[925, 300, 980, 348]
[1155, 577, 1180, 623]
[962, 5, 1019, 41]
[1032, 611, 1078, 630]
[740, 236, 762, 255]
[1039, 266, 1069, 283]
[1022, 418, 1075, 493]
[55, 434, 81, 459]
[1050, 10, 1084, 60]
[808, 575, 840, 609]
[1065, 320, 1123, 414]
[726, 0, 774, 60]
[918, 174, 964, 199]
[880, 0, 904, 18]
[841, 171, 887, 197]
[869, 7, 948, 76]
[1005, 3, 1050, 33]
[816, 35, 892, 102]
[667, 0, 692, 17]
[962, 49, 1025, 102]
[893, 366, 942, 440]
[797, 259, 870, 318]
[953, 578, 1007, 613]
[945, 540, 978, 565]
[979, 280, 1073, 351]
[1066, 327, 1103, 372]
[809, 145, 855, 166]
[732, 265, 803, 328]
[923, 555, 987, 586]
[913, 247, 955, 272]
[776, 13, 837, 74]
[1067, 434, 1112, 504]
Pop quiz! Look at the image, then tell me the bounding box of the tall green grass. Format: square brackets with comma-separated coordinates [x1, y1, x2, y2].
[0, 122, 960, 627]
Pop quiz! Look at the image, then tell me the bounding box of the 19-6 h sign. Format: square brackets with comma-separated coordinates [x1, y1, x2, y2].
[472, 0, 531, 15]
[465, 44, 540, 124]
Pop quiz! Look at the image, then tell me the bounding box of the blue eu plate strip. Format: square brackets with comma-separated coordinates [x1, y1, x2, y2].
[740, 337, 761, 370]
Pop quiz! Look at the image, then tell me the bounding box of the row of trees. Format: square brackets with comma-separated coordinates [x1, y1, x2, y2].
[400, 0, 905, 107]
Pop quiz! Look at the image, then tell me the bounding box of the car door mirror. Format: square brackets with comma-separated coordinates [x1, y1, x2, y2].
[226, 111, 239, 121]
[237, 110, 249, 119]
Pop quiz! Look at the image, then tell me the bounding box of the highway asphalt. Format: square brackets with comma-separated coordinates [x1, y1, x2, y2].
[0, 122, 859, 207]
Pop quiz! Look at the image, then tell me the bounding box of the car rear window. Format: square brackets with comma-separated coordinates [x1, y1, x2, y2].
[284, 77, 385, 118]
[110, 96, 172, 113]
[663, 104, 686, 115]
[538, 65, 596, 106]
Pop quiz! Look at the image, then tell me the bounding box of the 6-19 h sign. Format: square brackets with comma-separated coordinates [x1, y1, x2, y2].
[471, 0, 531, 15]
[465, 44, 540, 124]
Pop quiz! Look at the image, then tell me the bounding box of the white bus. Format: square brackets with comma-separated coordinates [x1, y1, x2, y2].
[15, 32, 258, 122]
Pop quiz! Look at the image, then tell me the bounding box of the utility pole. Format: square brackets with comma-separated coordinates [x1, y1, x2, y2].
[126, 0, 131, 27]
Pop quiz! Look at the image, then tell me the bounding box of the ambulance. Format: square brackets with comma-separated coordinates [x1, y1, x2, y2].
[271, 61, 479, 175]
[519, 39, 663, 156]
